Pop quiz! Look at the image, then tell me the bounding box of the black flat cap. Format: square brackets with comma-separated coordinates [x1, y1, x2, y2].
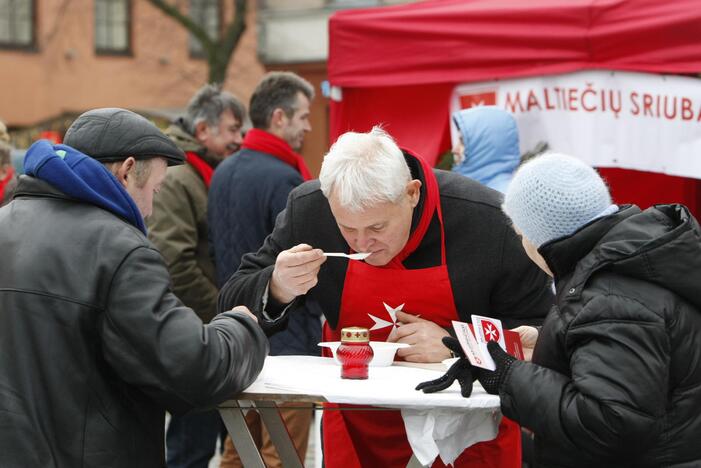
[64, 108, 185, 166]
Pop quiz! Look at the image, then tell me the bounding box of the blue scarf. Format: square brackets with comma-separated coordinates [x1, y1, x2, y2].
[24, 140, 146, 234]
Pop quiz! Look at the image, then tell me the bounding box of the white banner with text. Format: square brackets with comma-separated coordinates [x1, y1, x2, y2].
[451, 71, 701, 179]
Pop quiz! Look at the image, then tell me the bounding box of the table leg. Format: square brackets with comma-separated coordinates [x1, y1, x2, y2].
[219, 402, 266, 468]
[255, 401, 305, 468]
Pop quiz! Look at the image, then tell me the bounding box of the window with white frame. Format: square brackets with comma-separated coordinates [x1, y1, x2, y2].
[0, 0, 34, 48]
[95, 0, 131, 54]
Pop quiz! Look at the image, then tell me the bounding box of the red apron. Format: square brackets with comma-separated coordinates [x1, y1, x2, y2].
[322, 154, 521, 468]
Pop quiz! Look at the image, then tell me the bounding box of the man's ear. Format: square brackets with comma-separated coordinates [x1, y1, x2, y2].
[407, 179, 422, 208]
[194, 120, 210, 143]
[269, 108, 287, 130]
[115, 157, 136, 188]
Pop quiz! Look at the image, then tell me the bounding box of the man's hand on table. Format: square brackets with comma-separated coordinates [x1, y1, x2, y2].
[229, 305, 258, 323]
[269, 244, 326, 304]
[387, 311, 451, 363]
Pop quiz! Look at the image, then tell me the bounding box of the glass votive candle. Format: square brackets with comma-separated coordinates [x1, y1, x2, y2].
[337, 327, 374, 379]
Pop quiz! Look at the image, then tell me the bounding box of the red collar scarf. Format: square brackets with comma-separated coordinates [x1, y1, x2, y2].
[185, 152, 214, 188]
[242, 128, 312, 181]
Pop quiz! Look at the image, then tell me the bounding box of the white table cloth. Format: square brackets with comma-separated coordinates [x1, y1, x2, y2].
[244, 356, 502, 465]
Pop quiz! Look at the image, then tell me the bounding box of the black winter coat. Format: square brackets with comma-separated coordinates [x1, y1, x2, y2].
[0, 177, 268, 468]
[501, 205, 701, 467]
[219, 153, 553, 334]
[209, 148, 321, 356]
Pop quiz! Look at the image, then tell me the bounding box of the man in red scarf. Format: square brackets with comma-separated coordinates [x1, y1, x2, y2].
[219, 127, 554, 468]
[147, 84, 245, 468]
[208, 71, 316, 468]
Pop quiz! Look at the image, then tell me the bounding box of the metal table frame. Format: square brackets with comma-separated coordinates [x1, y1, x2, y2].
[218, 392, 425, 468]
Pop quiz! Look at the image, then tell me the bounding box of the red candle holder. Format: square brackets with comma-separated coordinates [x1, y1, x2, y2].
[337, 327, 374, 380]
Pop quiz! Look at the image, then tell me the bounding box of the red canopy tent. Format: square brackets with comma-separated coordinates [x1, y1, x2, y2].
[328, 0, 701, 216]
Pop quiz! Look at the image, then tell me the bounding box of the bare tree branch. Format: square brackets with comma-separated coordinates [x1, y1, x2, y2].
[146, 0, 248, 84]
[44, 0, 74, 43]
[147, 0, 213, 50]
[220, 0, 246, 54]
[207, 0, 246, 83]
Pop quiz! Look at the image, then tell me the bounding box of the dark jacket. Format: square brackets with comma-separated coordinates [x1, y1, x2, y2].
[149, 163, 218, 322]
[209, 148, 321, 355]
[148, 123, 218, 323]
[0, 176, 268, 468]
[501, 204, 701, 467]
[219, 152, 553, 334]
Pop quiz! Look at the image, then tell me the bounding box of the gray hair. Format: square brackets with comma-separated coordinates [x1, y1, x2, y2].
[249, 72, 314, 129]
[0, 141, 10, 166]
[103, 159, 153, 189]
[184, 84, 245, 135]
[319, 127, 411, 212]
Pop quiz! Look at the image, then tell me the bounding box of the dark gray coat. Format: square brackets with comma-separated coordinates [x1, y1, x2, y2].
[209, 148, 321, 356]
[0, 177, 268, 468]
[501, 204, 701, 467]
[219, 153, 553, 333]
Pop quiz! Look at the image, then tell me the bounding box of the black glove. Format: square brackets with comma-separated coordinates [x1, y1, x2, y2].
[415, 337, 475, 398]
[476, 341, 516, 395]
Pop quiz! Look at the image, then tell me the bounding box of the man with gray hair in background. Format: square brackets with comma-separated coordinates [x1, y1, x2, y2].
[209, 71, 316, 467]
[147, 84, 245, 468]
[218, 127, 553, 467]
[0, 141, 15, 206]
[0, 121, 16, 206]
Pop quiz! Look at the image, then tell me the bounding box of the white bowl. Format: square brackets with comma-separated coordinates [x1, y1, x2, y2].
[318, 341, 410, 367]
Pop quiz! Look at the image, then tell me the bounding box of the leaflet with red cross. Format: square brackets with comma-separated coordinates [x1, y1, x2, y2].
[452, 316, 524, 371]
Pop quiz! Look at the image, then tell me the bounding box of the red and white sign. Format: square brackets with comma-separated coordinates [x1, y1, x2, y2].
[452, 318, 524, 371]
[458, 89, 497, 109]
[451, 71, 701, 180]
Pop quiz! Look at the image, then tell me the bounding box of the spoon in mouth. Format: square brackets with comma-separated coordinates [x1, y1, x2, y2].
[323, 252, 371, 260]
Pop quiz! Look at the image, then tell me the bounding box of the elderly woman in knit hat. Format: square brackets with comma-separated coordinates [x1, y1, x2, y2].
[420, 153, 701, 467]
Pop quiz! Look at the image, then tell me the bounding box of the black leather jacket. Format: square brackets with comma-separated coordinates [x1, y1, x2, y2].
[501, 205, 701, 467]
[0, 177, 268, 467]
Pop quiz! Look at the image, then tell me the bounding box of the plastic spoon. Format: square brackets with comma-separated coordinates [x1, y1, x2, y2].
[323, 252, 371, 260]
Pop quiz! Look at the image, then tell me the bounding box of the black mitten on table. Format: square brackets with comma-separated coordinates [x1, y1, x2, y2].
[415, 336, 475, 398]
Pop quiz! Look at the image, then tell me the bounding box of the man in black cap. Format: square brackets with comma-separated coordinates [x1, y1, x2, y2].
[0, 108, 268, 468]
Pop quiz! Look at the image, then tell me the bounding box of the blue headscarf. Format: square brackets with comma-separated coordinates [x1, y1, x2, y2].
[24, 140, 146, 234]
[452, 106, 521, 194]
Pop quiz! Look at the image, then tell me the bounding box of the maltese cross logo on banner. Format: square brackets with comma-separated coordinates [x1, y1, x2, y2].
[367, 302, 405, 331]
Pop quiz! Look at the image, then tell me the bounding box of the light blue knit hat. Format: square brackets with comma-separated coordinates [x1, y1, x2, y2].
[503, 153, 613, 247]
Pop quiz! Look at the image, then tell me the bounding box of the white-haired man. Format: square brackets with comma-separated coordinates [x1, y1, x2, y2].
[218, 127, 552, 468]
